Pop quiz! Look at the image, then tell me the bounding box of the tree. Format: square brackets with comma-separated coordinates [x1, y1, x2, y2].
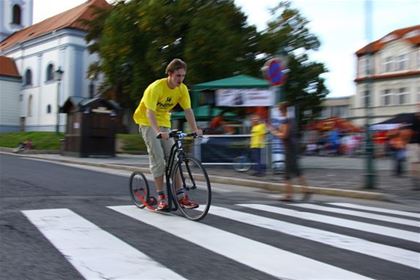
[84, 0, 328, 131]
[183, 1, 261, 83]
[84, 0, 261, 110]
[259, 1, 329, 128]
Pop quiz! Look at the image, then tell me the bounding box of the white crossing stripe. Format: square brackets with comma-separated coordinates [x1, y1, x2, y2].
[328, 203, 420, 219]
[22, 209, 186, 280]
[239, 204, 420, 243]
[206, 205, 419, 269]
[109, 205, 373, 280]
[294, 203, 420, 227]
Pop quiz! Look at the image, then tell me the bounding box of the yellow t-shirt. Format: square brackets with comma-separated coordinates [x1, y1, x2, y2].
[133, 78, 191, 127]
[250, 123, 266, 148]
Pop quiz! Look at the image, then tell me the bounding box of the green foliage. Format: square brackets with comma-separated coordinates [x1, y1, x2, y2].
[261, 1, 321, 53]
[116, 133, 146, 153]
[0, 132, 64, 150]
[260, 1, 329, 128]
[84, 0, 262, 109]
[282, 55, 328, 129]
[184, 1, 260, 83]
[0, 132, 147, 154]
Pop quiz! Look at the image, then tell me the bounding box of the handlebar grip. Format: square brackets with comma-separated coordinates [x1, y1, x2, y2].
[156, 131, 198, 139]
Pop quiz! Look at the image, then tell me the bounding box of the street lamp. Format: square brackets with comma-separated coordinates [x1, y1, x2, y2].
[54, 67, 64, 134]
[364, 0, 375, 189]
[88, 72, 97, 98]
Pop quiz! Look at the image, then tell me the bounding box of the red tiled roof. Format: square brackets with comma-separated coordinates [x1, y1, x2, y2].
[356, 25, 420, 56]
[0, 0, 111, 51]
[0, 56, 20, 78]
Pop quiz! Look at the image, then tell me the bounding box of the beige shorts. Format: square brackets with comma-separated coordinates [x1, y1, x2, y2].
[140, 126, 174, 178]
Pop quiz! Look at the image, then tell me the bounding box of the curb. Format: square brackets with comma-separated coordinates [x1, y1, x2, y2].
[209, 175, 387, 201]
[1, 150, 388, 201]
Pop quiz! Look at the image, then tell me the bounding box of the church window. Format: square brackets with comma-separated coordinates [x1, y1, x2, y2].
[46, 64, 54, 81]
[12, 4, 22, 25]
[47, 105, 52, 114]
[24, 69, 32, 86]
[28, 95, 33, 117]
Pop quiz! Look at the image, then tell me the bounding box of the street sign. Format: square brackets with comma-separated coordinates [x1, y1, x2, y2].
[263, 58, 287, 86]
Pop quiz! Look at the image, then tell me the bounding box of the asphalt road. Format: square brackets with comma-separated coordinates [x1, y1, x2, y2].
[1, 154, 419, 280]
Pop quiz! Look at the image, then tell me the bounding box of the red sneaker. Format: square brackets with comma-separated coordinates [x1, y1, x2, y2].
[156, 200, 168, 211]
[178, 196, 199, 209]
[156, 194, 168, 211]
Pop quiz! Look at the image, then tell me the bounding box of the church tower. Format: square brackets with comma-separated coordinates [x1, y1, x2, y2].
[0, 0, 33, 41]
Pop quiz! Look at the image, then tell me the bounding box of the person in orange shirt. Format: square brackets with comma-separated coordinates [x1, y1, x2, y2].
[208, 113, 225, 134]
[388, 126, 411, 176]
[407, 111, 420, 188]
[373, 130, 387, 157]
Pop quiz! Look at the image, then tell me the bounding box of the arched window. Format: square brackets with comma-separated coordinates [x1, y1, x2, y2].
[46, 64, 54, 81]
[24, 69, 32, 86]
[47, 105, 52, 114]
[12, 5, 21, 25]
[28, 95, 33, 117]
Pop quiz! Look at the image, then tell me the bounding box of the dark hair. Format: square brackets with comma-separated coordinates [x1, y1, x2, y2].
[165, 58, 187, 74]
[278, 101, 288, 113]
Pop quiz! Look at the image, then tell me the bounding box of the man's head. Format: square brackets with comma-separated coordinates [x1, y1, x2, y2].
[166, 58, 187, 88]
[278, 101, 288, 116]
[251, 114, 261, 125]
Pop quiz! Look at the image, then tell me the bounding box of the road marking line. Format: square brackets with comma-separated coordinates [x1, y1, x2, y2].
[22, 208, 186, 280]
[239, 204, 420, 243]
[327, 203, 420, 219]
[294, 203, 420, 227]
[206, 206, 419, 269]
[109, 205, 372, 280]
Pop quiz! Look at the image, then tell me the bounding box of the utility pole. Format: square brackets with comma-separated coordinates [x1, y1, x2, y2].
[364, 0, 375, 189]
[55, 67, 64, 134]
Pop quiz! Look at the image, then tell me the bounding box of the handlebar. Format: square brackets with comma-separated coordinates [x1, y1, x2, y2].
[156, 130, 198, 139]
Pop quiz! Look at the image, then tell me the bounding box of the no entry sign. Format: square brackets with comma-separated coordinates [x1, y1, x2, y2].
[263, 58, 287, 86]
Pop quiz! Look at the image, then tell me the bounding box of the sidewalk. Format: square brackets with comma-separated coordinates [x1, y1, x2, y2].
[1, 149, 419, 204]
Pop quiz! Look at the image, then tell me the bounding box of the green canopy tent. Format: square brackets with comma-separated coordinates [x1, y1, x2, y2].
[172, 74, 270, 121]
[172, 75, 273, 164]
[171, 104, 236, 121]
[192, 74, 270, 90]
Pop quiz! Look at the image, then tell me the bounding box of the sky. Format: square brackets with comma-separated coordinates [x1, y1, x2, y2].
[32, 0, 420, 97]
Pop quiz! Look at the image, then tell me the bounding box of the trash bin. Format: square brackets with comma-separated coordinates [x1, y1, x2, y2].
[61, 97, 120, 157]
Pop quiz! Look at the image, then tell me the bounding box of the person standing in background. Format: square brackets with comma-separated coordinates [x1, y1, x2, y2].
[269, 102, 311, 202]
[407, 110, 420, 189]
[389, 126, 411, 177]
[250, 114, 266, 176]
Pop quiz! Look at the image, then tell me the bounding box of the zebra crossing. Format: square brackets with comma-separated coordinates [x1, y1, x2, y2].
[22, 202, 420, 280]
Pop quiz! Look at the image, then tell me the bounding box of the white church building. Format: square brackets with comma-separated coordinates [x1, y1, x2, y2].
[0, 0, 110, 132]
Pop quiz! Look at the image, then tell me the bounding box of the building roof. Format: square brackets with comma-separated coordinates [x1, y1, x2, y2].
[61, 96, 120, 113]
[0, 0, 111, 51]
[0, 56, 20, 78]
[356, 25, 420, 56]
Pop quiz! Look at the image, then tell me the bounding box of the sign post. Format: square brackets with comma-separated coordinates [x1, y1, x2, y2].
[262, 57, 288, 170]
